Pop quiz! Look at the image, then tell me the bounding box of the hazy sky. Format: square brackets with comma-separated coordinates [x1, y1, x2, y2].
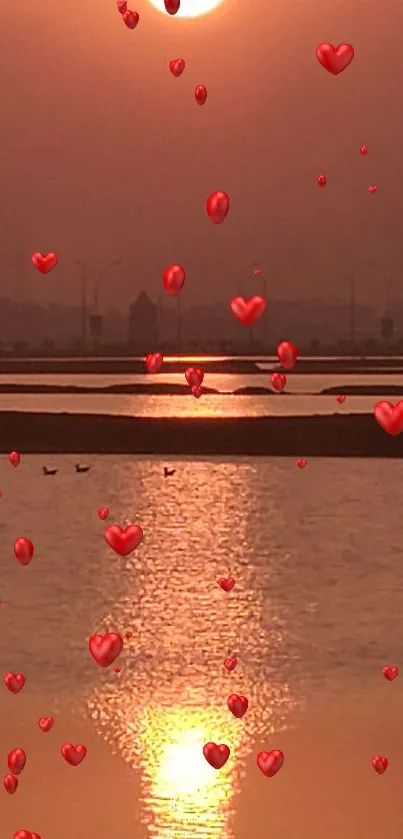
[1, 0, 402, 314]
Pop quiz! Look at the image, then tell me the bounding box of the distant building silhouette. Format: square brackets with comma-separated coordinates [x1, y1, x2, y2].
[128, 291, 158, 350]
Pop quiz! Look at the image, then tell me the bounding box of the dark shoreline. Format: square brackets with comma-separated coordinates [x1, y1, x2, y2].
[0, 383, 402, 396]
[0, 411, 401, 457]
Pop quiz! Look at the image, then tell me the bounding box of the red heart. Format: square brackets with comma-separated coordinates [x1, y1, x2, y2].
[14, 537, 34, 566]
[89, 632, 123, 667]
[9, 450, 21, 467]
[104, 524, 143, 556]
[316, 43, 355, 75]
[169, 58, 185, 77]
[4, 672, 25, 693]
[203, 742, 230, 769]
[336, 395, 346, 404]
[270, 373, 286, 392]
[8, 749, 26, 775]
[31, 252, 58, 274]
[224, 657, 237, 671]
[123, 9, 139, 28]
[218, 578, 235, 592]
[230, 296, 266, 326]
[185, 367, 204, 387]
[97, 506, 110, 520]
[145, 353, 163, 373]
[61, 743, 87, 766]
[227, 694, 248, 718]
[374, 401, 403, 435]
[14, 832, 42, 839]
[257, 749, 284, 777]
[296, 459, 307, 469]
[382, 666, 398, 681]
[4, 773, 18, 794]
[372, 755, 388, 774]
[38, 716, 54, 732]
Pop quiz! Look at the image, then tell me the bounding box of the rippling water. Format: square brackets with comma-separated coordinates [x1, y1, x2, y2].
[1, 455, 402, 839]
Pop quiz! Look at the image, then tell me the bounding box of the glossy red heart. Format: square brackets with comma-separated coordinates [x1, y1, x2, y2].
[117, 0, 127, 11]
[227, 694, 248, 718]
[163, 264, 185, 297]
[224, 657, 237, 671]
[382, 666, 398, 681]
[14, 537, 34, 566]
[105, 524, 143, 556]
[316, 43, 355, 75]
[203, 742, 230, 769]
[61, 743, 87, 766]
[359, 144, 369, 155]
[297, 459, 307, 469]
[14, 832, 42, 839]
[4, 672, 25, 693]
[31, 252, 58, 274]
[270, 373, 286, 392]
[257, 749, 284, 777]
[9, 450, 21, 467]
[123, 9, 139, 28]
[169, 58, 185, 77]
[368, 185, 378, 194]
[336, 395, 346, 404]
[145, 353, 163, 373]
[206, 191, 229, 224]
[317, 174, 326, 187]
[218, 578, 235, 592]
[374, 401, 403, 435]
[97, 506, 110, 520]
[372, 755, 388, 774]
[277, 341, 297, 370]
[89, 632, 123, 667]
[38, 716, 54, 732]
[230, 296, 266, 326]
[185, 367, 204, 386]
[4, 773, 18, 793]
[8, 749, 26, 775]
[195, 84, 207, 105]
[164, 0, 180, 13]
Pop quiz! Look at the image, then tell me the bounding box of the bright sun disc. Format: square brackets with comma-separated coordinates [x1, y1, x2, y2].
[148, 0, 223, 18]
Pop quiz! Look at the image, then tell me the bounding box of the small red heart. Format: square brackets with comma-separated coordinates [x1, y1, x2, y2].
[38, 716, 54, 732]
[145, 353, 163, 373]
[203, 742, 230, 769]
[14, 832, 42, 839]
[296, 459, 307, 469]
[123, 9, 139, 28]
[61, 743, 87, 766]
[4, 773, 18, 794]
[104, 524, 143, 556]
[230, 296, 266, 326]
[316, 43, 355, 75]
[89, 632, 123, 667]
[4, 672, 25, 693]
[218, 578, 235, 592]
[114, 666, 121, 673]
[317, 174, 326, 187]
[374, 401, 403, 435]
[8, 749, 26, 775]
[164, 0, 180, 13]
[382, 666, 398, 681]
[257, 749, 284, 777]
[270, 373, 286, 392]
[117, 0, 127, 12]
[98, 506, 110, 520]
[372, 755, 388, 774]
[224, 657, 237, 672]
[9, 450, 21, 467]
[227, 694, 248, 718]
[14, 537, 34, 566]
[336, 395, 346, 404]
[368, 185, 378, 194]
[31, 252, 58, 274]
[185, 367, 204, 387]
[124, 630, 132, 640]
[169, 58, 185, 77]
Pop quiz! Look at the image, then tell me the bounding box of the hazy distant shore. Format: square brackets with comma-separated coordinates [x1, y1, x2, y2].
[0, 383, 402, 396]
[0, 411, 401, 456]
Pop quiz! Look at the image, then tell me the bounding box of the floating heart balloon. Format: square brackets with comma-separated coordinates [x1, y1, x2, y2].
[4, 773, 18, 794]
[123, 9, 139, 27]
[89, 633, 123, 667]
[218, 578, 235, 591]
[9, 451, 21, 467]
[227, 694, 248, 718]
[297, 459, 307, 469]
[206, 191, 229, 224]
[169, 58, 185, 77]
[374, 401, 403, 435]
[336, 395, 346, 404]
[185, 367, 204, 387]
[359, 144, 368, 155]
[105, 524, 144, 556]
[277, 340, 297, 370]
[203, 742, 230, 769]
[145, 353, 163, 373]
[38, 716, 54, 732]
[372, 755, 388, 774]
[382, 666, 398, 681]
[14, 537, 34, 566]
[270, 373, 286, 392]
[8, 749, 26, 776]
[117, 0, 127, 12]
[317, 174, 326, 187]
[192, 385, 202, 399]
[61, 744, 87, 766]
[257, 749, 284, 777]
[230, 296, 266, 326]
[224, 657, 237, 671]
[195, 84, 207, 105]
[164, 0, 180, 13]
[98, 506, 110, 520]
[4, 672, 25, 693]
[14, 832, 41, 839]
[368, 185, 377, 194]
[163, 264, 185, 297]
[31, 252, 58, 274]
[316, 43, 355, 75]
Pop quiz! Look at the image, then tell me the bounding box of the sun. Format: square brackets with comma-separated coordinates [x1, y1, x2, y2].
[148, 0, 223, 18]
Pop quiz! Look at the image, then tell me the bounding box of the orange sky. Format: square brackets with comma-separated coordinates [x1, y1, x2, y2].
[1, 0, 402, 312]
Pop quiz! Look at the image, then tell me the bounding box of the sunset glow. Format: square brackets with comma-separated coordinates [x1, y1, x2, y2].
[148, 0, 224, 18]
